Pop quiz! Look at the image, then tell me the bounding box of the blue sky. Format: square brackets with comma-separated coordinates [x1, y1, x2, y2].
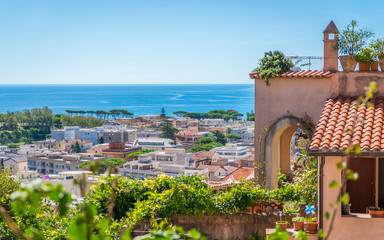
[1, 0, 384, 84]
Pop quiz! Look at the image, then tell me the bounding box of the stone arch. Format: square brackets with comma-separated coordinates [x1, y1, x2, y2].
[265, 116, 301, 189]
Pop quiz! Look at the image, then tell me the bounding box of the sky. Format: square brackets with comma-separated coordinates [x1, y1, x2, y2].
[1, 0, 384, 84]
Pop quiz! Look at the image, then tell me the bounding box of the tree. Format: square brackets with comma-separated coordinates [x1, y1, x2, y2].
[226, 128, 232, 134]
[73, 141, 81, 153]
[0, 169, 20, 211]
[160, 107, 166, 118]
[254, 50, 294, 86]
[79, 158, 126, 173]
[246, 110, 254, 121]
[173, 111, 188, 117]
[211, 130, 226, 145]
[160, 120, 179, 140]
[199, 137, 213, 144]
[226, 134, 242, 142]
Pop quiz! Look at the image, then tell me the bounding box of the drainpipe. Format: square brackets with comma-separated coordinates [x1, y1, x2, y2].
[319, 155, 325, 240]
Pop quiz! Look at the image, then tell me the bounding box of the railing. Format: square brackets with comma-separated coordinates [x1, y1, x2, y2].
[287, 56, 323, 71]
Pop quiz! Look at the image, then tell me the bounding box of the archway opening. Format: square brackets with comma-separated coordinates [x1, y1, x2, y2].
[265, 117, 311, 189]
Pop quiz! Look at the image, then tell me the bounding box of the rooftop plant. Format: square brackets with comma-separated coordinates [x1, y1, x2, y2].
[254, 50, 293, 86]
[337, 20, 374, 56]
[356, 48, 375, 64]
[370, 38, 384, 57]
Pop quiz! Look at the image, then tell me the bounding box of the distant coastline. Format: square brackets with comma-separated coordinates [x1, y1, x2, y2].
[0, 84, 254, 116]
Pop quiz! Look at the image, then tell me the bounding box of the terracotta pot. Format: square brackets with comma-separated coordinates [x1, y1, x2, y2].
[339, 55, 357, 71]
[379, 55, 384, 71]
[276, 221, 288, 231]
[371, 61, 379, 71]
[368, 210, 384, 218]
[359, 61, 370, 71]
[293, 221, 304, 230]
[304, 222, 318, 233]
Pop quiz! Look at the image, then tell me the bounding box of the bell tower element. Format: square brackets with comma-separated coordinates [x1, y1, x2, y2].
[323, 20, 339, 72]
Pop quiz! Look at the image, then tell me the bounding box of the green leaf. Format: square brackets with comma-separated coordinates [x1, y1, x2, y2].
[293, 230, 308, 240]
[325, 211, 330, 220]
[353, 144, 361, 154]
[68, 216, 88, 240]
[329, 180, 339, 189]
[336, 161, 346, 170]
[341, 193, 350, 205]
[121, 227, 132, 240]
[317, 229, 325, 238]
[188, 229, 201, 239]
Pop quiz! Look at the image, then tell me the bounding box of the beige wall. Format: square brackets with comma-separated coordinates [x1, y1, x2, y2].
[254, 77, 333, 187]
[254, 71, 384, 188]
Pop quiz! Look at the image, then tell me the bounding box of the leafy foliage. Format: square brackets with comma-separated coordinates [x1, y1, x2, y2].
[356, 48, 375, 63]
[198, 137, 213, 144]
[0, 107, 104, 145]
[187, 142, 223, 153]
[370, 38, 384, 57]
[159, 120, 179, 140]
[79, 158, 127, 173]
[182, 110, 243, 120]
[211, 130, 226, 145]
[337, 20, 374, 56]
[254, 51, 293, 86]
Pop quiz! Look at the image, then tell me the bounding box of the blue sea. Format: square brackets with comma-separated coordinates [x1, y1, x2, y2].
[0, 85, 254, 116]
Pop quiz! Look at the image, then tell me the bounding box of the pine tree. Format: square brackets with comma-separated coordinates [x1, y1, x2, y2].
[73, 141, 81, 153]
[160, 119, 179, 140]
[160, 107, 166, 118]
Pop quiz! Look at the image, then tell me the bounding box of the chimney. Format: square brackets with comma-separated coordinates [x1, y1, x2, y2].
[323, 20, 339, 72]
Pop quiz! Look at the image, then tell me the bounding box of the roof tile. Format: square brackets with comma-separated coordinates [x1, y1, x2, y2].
[249, 70, 335, 79]
[310, 96, 384, 152]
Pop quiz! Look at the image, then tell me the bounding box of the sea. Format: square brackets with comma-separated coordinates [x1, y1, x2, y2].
[0, 84, 254, 117]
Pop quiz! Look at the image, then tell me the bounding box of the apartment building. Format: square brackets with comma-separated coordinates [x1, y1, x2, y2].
[211, 143, 252, 161]
[64, 139, 93, 153]
[101, 142, 141, 159]
[27, 153, 106, 175]
[139, 148, 193, 166]
[133, 138, 175, 150]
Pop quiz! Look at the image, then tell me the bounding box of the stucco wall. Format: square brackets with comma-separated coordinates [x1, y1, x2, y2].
[322, 156, 384, 239]
[170, 214, 295, 239]
[254, 77, 333, 187]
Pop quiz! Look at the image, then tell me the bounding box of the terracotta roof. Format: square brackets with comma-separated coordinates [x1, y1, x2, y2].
[249, 70, 335, 79]
[323, 20, 339, 33]
[197, 165, 224, 173]
[309, 96, 384, 152]
[176, 130, 203, 136]
[66, 139, 93, 144]
[221, 167, 254, 181]
[193, 151, 216, 161]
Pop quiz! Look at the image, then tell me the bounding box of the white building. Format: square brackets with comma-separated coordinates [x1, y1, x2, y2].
[211, 143, 252, 161]
[133, 138, 175, 150]
[139, 148, 193, 167]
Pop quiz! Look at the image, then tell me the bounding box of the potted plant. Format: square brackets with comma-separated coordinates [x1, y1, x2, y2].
[276, 211, 288, 231]
[303, 204, 318, 233]
[276, 220, 288, 231]
[368, 206, 384, 218]
[356, 48, 374, 71]
[292, 216, 305, 231]
[370, 38, 384, 71]
[337, 20, 374, 71]
[304, 217, 318, 234]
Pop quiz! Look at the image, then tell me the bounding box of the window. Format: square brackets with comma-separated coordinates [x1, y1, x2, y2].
[75, 166, 79, 169]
